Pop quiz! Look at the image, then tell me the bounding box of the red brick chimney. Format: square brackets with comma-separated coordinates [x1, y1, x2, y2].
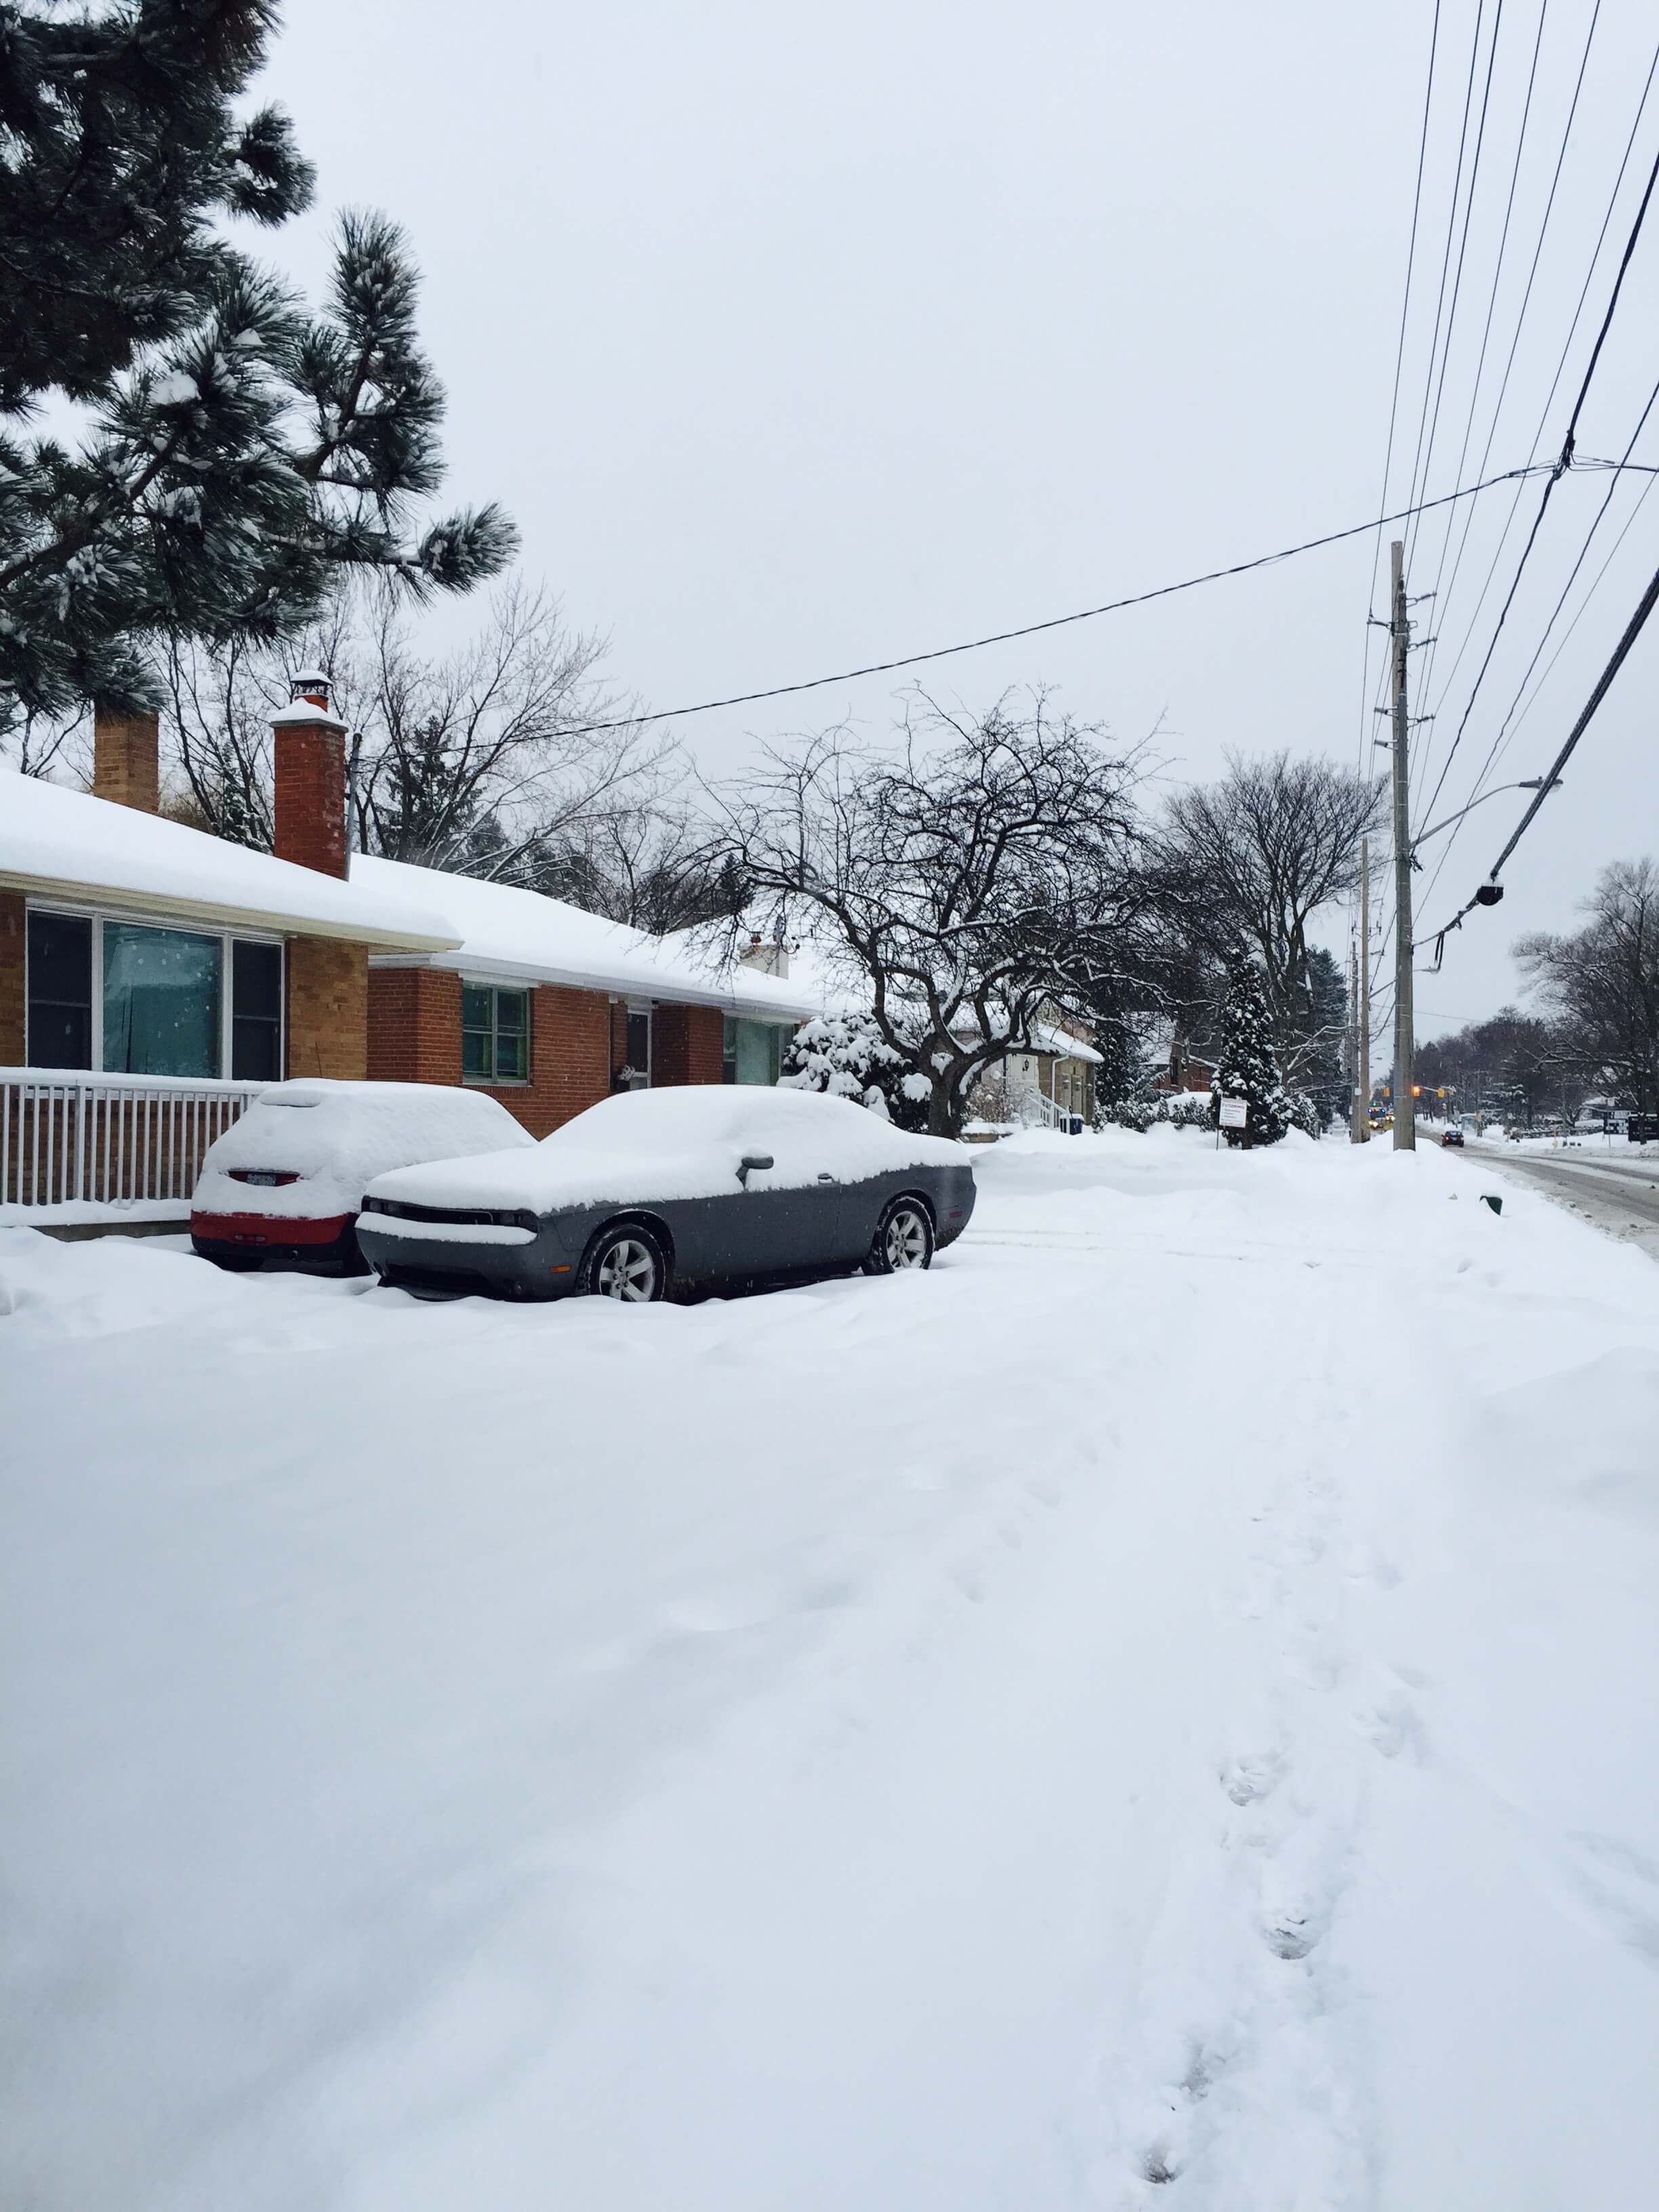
[272, 672, 350, 878]
[92, 702, 161, 813]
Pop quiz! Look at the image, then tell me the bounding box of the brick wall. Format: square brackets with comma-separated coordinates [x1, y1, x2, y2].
[367, 967, 459, 1086]
[654, 1002, 725, 1087]
[367, 969, 616, 1139]
[0, 892, 24, 1063]
[366, 972, 733, 1137]
[287, 938, 369, 1080]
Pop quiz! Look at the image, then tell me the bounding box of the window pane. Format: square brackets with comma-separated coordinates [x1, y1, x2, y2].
[626, 1010, 651, 1077]
[462, 985, 491, 1031]
[231, 941, 283, 1081]
[497, 1025, 528, 1081]
[495, 990, 526, 1034]
[102, 924, 221, 1078]
[26, 912, 92, 1069]
[735, 1019, 775, 1086]
[232, 1015, 282, 1082]
[232, 940, 282, 1021]
[462, 1029, 491, 1079]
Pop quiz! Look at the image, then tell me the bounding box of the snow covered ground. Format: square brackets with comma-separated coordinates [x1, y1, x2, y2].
[3, 1128, 1657, 2210]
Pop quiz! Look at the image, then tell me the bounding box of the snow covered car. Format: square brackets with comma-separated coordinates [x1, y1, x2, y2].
[191, 1080, 535, 1273]
[356, 1086, 977, 1301]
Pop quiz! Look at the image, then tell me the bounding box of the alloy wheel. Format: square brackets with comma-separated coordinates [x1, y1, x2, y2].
[884, 1207, 930, 1269]
[596, 1236, 659, 1300]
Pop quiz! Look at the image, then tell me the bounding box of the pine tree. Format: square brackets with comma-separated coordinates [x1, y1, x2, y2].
[1, 5, 514, 733]
[1212, 949, 1290, 1147]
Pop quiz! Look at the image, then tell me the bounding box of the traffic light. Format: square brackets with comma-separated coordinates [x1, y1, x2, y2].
[1412, 1085, 1422, 1097]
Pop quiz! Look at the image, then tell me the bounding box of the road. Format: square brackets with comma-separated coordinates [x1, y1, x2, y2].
[1477, 1141, 1659, 1261]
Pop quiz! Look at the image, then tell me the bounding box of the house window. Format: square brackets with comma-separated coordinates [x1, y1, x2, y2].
[26, 909, 283, 1078]
[724, 1017, 785, 1086]
[102, 922, 222, 1077]
[25, 912, 93, 1069]
[231, 941, 283, 1080]
[462, 984, 529, 1083]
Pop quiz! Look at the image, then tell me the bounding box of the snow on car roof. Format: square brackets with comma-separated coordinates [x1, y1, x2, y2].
[352, 855, 819, 1019]
[0, 770, 457, 949]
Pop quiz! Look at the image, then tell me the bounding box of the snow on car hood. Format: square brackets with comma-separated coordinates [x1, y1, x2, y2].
[365, 1086, 970, 1216]
[193, 1081, 535, 1220]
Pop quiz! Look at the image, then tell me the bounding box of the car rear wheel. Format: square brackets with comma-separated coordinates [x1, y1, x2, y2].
[579, 1221, 670, 1303]
[863, 1197, 934, 1276]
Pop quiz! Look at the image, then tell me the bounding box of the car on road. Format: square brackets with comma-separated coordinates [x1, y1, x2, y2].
[356, 1085, 977, 1302]
[1440, 1127, 1466, 1148]
[192, 1080, 535, 1273]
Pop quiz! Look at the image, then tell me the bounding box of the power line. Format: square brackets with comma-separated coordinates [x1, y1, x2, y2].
[1422, 552, 1659, 956]
[552, 463, 1559, 739]
[1408, 0, 1551, 802]
[1358, 0, 1444, 775]
[1416, 121, 1659, 832]
[1415, 458, 1659, 918]
[1404, 0, 1508, 581]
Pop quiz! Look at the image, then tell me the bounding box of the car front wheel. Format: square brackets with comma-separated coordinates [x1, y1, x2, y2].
[579, 1221, 670, 1303]
[863, 1197, 934, 1276]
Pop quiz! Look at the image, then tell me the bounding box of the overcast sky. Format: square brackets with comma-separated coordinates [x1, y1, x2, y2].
[251, 0, 1659, 1037]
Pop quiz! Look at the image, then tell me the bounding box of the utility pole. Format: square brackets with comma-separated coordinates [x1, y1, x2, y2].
[1347, 933, 1359, 1142]
[1353, 836, 1371, 1143]
[1389, 541, 1416, 1152]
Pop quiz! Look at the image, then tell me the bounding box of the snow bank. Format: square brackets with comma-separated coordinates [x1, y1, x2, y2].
[3, 1134, 1658, 2207]
[367, 1083, 968, 1214]
[192, 1080, 534, 1221]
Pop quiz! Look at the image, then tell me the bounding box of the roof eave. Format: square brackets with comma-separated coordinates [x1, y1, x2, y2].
[372, 947, 815, 1018]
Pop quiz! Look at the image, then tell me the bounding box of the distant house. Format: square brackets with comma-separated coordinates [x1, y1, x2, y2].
[965, 1022, 1103, 1130]
[1, 683, 813, 1214]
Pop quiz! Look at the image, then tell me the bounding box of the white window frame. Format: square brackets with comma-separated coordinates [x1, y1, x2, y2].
[24, 899, 286, 1080]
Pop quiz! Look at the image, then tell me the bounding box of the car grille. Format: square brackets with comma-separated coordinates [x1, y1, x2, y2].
[361, 1197, 539, 1231]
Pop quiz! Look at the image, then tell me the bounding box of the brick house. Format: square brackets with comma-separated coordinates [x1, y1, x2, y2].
[1, 682, 813, 1212]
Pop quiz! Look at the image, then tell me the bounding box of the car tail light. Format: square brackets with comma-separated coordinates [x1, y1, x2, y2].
[228, 1170, 300, 1187]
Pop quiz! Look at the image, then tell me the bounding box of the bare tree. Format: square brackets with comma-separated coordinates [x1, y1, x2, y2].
[716, 689, 1154, 1136]
[1160, 751, 1384, 1084]
[1515, 859, 1659, 1113]
[537, 805, 747, 934]
[161, 581, 674, 880]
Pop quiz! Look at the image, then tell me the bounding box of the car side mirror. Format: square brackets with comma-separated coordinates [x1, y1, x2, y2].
[737, 1153, 774, 1186]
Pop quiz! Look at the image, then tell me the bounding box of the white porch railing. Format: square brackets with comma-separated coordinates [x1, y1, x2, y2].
[0, 1069, 267, 1210]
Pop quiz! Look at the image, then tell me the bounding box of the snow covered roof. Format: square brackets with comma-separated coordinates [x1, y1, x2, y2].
[0, 771, 457, 951]
[0, 773, 816, 1015]
[354, 857, 819, 1019]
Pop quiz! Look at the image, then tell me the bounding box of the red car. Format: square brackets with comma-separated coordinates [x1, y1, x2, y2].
[191, 1080, 534, 1271]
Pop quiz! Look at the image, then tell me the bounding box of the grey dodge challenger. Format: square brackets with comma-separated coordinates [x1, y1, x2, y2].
[356, 1085, 977, 1301]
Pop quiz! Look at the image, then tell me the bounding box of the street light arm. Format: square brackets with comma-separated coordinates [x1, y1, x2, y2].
[1409, 777, 1561, 856]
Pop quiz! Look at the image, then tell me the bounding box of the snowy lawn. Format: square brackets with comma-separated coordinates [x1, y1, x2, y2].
[3, 1128, 1658, 2209]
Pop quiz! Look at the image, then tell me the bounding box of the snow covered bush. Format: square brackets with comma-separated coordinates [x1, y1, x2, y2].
[781, 1012, 918, 1123]
[1110, 1099, 1156, 1133]
[1167, 1094, 1211, 1131]
[1287, 1092, 1323, 1140]
[1212, 951, 1291, 1147]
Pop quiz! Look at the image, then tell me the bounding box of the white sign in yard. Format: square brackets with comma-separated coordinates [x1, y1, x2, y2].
[1218, 1095, 1249, 1130]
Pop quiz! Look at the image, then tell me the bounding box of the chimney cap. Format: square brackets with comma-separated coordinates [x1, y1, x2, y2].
[290, 669, 331, 703]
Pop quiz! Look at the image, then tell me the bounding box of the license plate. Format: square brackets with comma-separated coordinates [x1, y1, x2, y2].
[243, 1172, 281, 1187]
